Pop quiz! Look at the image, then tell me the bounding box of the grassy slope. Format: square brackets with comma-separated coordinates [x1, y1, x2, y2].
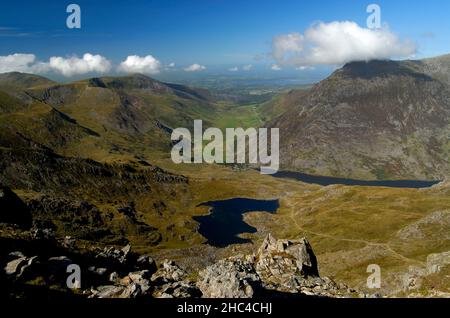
[211, 102, 263, 129]
[243, 182, 450, 295]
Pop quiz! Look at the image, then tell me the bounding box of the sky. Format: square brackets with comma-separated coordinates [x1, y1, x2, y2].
[1, 0, 450, 81]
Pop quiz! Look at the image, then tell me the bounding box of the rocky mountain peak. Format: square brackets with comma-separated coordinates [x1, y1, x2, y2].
[271, 55, 450, 180]
[338, 60, 433, 81]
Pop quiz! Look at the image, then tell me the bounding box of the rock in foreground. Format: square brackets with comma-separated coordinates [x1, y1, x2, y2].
[197, 234, 355, 298]
[2, 233, 357, 298]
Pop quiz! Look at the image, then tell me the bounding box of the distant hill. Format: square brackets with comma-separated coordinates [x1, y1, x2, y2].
[0, 72, 56, 90]
[0, 72, 218, 161]
[270, 55, 450, 180]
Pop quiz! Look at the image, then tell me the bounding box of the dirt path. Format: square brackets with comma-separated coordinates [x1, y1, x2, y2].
[282, 196, 425, 266]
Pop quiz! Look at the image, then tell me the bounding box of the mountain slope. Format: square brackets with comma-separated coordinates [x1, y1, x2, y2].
[0, 72, 56, 91]
[0, 89, 99, 152]
[271, 58, 450, 180]
[21, 73, 217, 161]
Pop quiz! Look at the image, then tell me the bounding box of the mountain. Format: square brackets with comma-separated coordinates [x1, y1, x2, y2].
[0, 89, 98, 153]
[409, 53, 450, 86]
[0, 72, 217, 161]
[270, 56, 450, 180]
[0, 72, 56, 91]
[0, 72, 201, 252]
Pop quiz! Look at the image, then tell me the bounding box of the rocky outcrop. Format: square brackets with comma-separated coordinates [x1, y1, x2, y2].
[90, 269, 153, 298]
[255, 234, 319, 280]
[197, 235, 354, 298]
[150, 259, 201, 298]
[400, 250, 450, 293]
[4, 252, 40, 280]
[426, 251, 450, 274]
[197, 257, 260, 298]
[1, 234, 358, 299]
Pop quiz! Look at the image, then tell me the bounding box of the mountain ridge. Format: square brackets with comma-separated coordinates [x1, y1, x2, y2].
[270, 55, 450, 180]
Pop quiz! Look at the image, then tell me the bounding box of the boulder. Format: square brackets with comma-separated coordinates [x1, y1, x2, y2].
[17, 256, 40, 279]
[4, 254, 40, 279]
[127, 270, 152, 294]
[90, 285, 127, 298]
[151, 260, 187, 284]
[154, 280, 201, 298]
[121, 283, 142, 298]
[5, 257, 28, 276]
[90, 283, 143, 298]
[197, 257, 261, 298]
[426, 251, 450, 274]
[255, 234, 319, 287]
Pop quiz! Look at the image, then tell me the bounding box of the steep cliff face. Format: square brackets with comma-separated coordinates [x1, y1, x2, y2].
[271, 58, 450, 180]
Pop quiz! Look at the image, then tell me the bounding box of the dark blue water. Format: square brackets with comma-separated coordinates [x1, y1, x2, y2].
[273, 171, 440, 189]
[194, 198, 279, 248]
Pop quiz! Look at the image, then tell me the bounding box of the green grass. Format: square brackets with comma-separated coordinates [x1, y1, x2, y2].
[212, 103, 263, 129]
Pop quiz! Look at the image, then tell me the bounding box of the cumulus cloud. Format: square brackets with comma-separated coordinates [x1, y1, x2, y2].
[0, 53, 112, 76]
[242, 64, 253, 71]
[272, 21, 417, 67]
[184, 63, 206, 72]
[271, 64, 281, 71]
[48, 53, 112, 76]
[228, 66, 239, 72]
[0, 53, 37, 73]
[118, 55, 161, 74]
[168, 62, 175, 67]
[272, 33, 304, 61]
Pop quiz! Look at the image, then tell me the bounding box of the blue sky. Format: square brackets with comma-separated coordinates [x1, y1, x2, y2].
[1, 0, 450, 80]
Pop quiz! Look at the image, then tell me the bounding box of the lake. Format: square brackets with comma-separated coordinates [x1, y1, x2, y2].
[194, 198, 279, 248]
[194, 173, 440, 248]
[272, 171, 440, 188]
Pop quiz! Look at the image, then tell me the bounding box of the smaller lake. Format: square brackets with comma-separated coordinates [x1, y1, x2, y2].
[272, 171, 440, 189]
[194, 198, 279, 248]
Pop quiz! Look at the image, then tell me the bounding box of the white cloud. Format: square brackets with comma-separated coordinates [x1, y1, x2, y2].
[0, 53, 37, 73]
[118, 55, 161, 74]
[272, 33, 304, 61]
[168, 62, 175, 67]
[228, 66, 239, 72]
[47, 53, 112, 77]
[271, 64, 281, 71]
[0, 53, 112, 76]
[242, 64, 253, 71]
[272, 21, 417, 67]
[184, 63, 206, 72]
